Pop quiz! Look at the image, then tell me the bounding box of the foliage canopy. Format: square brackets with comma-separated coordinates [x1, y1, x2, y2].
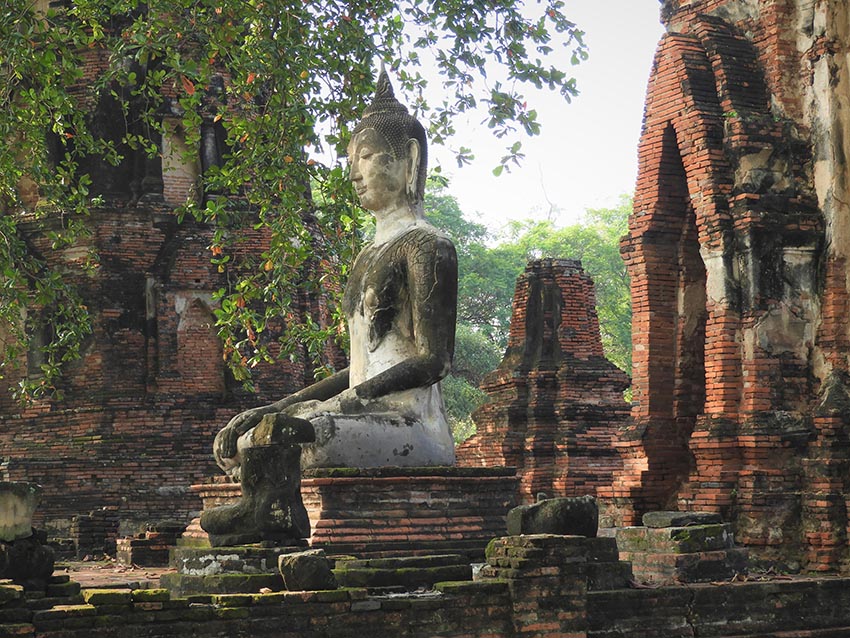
[0, 0, 587, 401]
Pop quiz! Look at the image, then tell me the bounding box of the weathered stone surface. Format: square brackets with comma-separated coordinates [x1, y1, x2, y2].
[333, 554, 471, 590]
[160, 572, 283, 597]
[506, 495, 599, 537]
[172, 545, 306, 577]
[642, 511, 723, 528]
[622, 548, 749, 585]
[616, 524, 735, 554]
[0, 483, 42, 542]
[279, 549, 337, 592]
[586, 561, 633, 591]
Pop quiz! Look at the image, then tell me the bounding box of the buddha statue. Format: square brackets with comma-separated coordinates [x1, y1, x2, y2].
[201, 70, 458, 545]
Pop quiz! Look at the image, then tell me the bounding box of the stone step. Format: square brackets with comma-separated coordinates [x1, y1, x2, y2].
[642, 511, 723, 528]
[333, 563, 471, 590]
[616, 523, 734, 554]
[623, 547, 749, 584]
[170, 545, 307, 576]
[336, 554, 467, 570]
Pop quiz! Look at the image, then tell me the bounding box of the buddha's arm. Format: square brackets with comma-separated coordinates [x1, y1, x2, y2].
[228, 368, 350, 435]
[355, 232, 458, 400]
[215, 367, 350, 464]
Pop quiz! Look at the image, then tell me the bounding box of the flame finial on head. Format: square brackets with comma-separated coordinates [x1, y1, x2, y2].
[360, 68, 408, 120]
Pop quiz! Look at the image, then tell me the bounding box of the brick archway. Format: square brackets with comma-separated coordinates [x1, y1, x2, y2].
[609, 29, 739, 523]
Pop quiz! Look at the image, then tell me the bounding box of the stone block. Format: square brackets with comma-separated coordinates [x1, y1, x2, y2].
[279, 549, 337, 592]
[506, 496, 598, 537]
[0, 484, 41, 543]
[81, 589, 132, 606]
[624, 548, 749, 584]
[584, 537, 620, 563]
[0, 537, 55, 590]
[170, 545, 305, 576]
[160, 572, 283, 597]
[616, 524, 734, 554]
[586, 561, 633, 591]
[333, 564, 471, 590]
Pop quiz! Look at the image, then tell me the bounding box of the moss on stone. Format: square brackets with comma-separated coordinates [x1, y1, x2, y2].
[82, 589, 132, 606]
[211, 593, 255, 607]
[435, 579, 508, 594]
[131, 589, 170, 602]
[213, 606, 250, 620]
[0, 585, 23, 605]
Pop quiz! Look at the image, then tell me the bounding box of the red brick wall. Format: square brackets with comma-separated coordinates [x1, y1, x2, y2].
[0, 204, 338, 542]
[612, 0, 850, 572]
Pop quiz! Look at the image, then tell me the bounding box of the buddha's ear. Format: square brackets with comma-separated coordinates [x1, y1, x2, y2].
[405, 138, 420, 200]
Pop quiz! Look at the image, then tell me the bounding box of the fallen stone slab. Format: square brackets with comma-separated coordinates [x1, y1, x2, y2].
[279, 549, 337, 591]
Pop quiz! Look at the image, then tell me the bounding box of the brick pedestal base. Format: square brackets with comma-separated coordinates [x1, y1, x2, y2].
[616, 517, 749, 584]
[185, 467, 519, 558]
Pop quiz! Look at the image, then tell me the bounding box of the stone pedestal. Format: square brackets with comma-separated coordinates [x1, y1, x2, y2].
[184, 467, 518, 559]
[615, 511, 749, 584]
[0, 482, 54, 590]
[162, 544, 308, 596]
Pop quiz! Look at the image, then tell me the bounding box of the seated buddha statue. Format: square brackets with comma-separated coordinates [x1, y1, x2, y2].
[212, 69, 458, 490]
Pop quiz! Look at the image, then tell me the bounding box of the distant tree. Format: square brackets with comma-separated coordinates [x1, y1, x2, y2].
[425, 188, 632, 439]
[498, 195, 632, 371]
[0, 0, 588, 401]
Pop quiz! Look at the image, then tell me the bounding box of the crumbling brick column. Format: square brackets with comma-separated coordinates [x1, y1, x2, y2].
[457, 259, 628, 506]
[614, 0, 850, 571]
[480, 535, 588, 638]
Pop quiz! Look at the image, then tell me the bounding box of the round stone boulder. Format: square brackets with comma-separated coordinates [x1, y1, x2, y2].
[278, 549, 338, 591]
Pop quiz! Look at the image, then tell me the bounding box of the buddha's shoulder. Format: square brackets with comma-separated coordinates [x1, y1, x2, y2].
[392, 222, 455, 254]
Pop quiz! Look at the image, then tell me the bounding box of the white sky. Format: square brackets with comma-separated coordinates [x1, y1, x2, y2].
[430, 1, 664, 231]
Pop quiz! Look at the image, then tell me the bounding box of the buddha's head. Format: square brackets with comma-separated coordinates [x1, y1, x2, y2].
[348, 70, 427, 213]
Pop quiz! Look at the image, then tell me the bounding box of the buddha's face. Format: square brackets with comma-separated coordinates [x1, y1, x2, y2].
[348, 128, 409, 213]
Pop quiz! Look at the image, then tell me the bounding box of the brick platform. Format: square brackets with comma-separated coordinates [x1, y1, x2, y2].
[185, 467, 518, 558]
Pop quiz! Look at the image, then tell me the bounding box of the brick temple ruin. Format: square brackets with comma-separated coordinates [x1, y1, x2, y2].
[3, 0, 850, 607]
[0, 14, 343, 552]
[599, 0, 850, 573]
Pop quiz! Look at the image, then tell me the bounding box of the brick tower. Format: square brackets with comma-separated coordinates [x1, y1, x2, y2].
[457, 259, 629, 507]
[607, 0, 850, 571]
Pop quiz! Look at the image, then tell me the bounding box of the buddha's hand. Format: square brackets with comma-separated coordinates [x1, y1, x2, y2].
[213, 425, 239, 463]
[215, 407, 271, 460]
[338, 387, 371, 413]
